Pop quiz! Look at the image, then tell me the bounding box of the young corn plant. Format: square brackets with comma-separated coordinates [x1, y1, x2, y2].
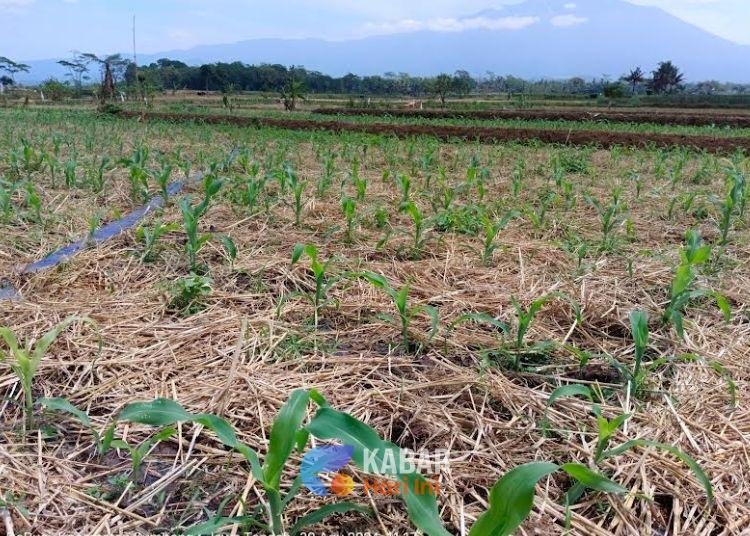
[136, 220, 178, 263]
[167, 274, 212, 316]
[402, 201, 431, 254]
[628, 309, 650, 396]
[179, 174, 223, 272]
[64, 156, 77, 188]
[663, 230, 730, 339]
[358, 271, 438, 350]
[718, 165, 747, 244]
[120, 146, 151, 202]
[341, 196, 357, 242]
[117, 392, 372, 535]
[585, 187, 624, 250]
[480, 210, 519, 266]
[153, 162, 174, 203]
[118, 391, 625, 536]
[220, 235, 238, 268]
[493, 293, 581, 371]
[289, 244, 338, 329]
[24, 182, 42, 222]
[0, 316, 94, 430]
[511, 158, 525, 198]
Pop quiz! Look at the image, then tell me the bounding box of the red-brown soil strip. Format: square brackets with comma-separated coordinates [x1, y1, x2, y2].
[119, 111, 750, 154]
[313, 107, 750, 128]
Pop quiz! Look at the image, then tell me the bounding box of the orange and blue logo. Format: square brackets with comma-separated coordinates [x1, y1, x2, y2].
[300, 445, 355, 496]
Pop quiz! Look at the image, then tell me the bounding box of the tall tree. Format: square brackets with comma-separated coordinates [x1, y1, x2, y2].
[280, 75, 306, 111]
[0, 57, 30, 84]
[431, 74, 453, 108]
[81, 53, 129, 103]
[649, 61, 684, 94]
[58, 53, 91, 91]
[622, 67, 645, 94]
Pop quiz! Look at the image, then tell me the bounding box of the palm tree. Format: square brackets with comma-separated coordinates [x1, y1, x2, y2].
[622, 67, 645, 94]
[281, 77, 306, 111]
[649, 61, 684, 94]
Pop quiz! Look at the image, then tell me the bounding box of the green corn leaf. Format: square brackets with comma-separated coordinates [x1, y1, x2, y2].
[714, 293, 731, 321]
[263, 389, 311, 490]
[0, 327, 21, 359]
[451, 312, 510, 334]
[289, 503, 372, 536]
[469, 462, 559, 536]
[32, 316, 95, 366]
[546, 384, 593, 407]
[118, 398, 193, 426]
[37, 397, 91, 427]
[291, 243, 306, 264]
[308, 407, 450, 536]
[602, 439, 713, 506]
[194, 414, 239, 447]
[559, 463, 627, 494]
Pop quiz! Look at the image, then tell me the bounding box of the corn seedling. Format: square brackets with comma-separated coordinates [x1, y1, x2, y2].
[545, 390, 713, 507]
[628, 309, 649, 396]
[289, 244, 339, 328]
[402, 201, 431, 253]
[290, 173, 306, 226]
[0, 316, 94, 430]
[153, 162, 173, 203]
[396, 173, 411, 206]
[37, 397, 115, 455]
[120, 146, 150, 201]
[341, 196, 357, 242]
[63, 156, 77, 188]
[480, 210, 519, 266]
[358, 271, 438, 350]
[167, 274, 212, 316]
[496, 293, 581, 370]
[117, 392, 372, 535]
[23, 182, 41, 222]
[718, 165, 747, 244]
[136, 220, 178, 263]
[110, 428, 177, 482]
[511, 158, 525, 197]
[115, 391, 622, 536]
[220, 235, 238, 268]
[585, 187, 624, 250]
[663, 230, 730, 339]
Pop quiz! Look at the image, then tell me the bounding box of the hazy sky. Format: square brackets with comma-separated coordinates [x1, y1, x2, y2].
[1, 0, 748, 60]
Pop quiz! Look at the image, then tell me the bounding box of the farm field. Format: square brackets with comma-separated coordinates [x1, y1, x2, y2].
[1, 106, 749, 535]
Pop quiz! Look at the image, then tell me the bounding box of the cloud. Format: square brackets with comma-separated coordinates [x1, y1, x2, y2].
[550, 14, 588, 27]
[0, 0, 34, 11]
[564, 2, 577, 8]
[361, 15, 540, 36]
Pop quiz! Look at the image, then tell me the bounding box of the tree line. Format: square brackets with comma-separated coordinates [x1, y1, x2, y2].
[2, 52, 749, 101]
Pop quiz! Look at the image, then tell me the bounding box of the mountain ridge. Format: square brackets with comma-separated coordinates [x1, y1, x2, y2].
[15, 0, 750, 84]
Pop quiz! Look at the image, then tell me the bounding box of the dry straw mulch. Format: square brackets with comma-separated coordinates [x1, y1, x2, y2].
[1, 119, 749, 535]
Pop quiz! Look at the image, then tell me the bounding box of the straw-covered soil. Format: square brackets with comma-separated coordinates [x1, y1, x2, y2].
[1, 109, 749, 535]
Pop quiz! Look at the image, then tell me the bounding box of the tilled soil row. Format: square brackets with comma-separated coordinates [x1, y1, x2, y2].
[313, 107, 750, 128]
[119, 111, 750, 154]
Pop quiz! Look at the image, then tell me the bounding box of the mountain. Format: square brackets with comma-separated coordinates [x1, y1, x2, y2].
[16, 0, 750, 84]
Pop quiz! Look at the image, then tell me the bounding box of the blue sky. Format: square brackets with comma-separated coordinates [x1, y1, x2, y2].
[1, 0, 748, 61]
